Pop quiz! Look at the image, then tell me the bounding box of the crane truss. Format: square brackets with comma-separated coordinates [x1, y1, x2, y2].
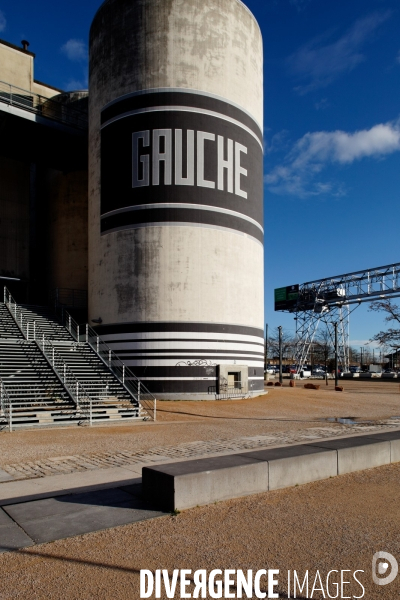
[275, 262, 400, 373]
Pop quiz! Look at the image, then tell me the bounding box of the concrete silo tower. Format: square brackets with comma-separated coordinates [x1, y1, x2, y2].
[89, 0, 264, 398]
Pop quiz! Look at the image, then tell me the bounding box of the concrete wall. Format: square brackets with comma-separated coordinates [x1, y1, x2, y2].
[46, 170, 88, 293]
[0, 156, 30, 280]
[89, 0, 264, 397]
[0, 40, 60, 98]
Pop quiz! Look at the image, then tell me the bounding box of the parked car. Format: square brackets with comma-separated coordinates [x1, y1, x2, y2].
[312, 368, 326, 376]
[299, 368, 311, 378]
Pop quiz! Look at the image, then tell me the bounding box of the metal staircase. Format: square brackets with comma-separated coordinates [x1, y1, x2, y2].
[1, 288, 156, 430]
[0, 340, 76, 428]
[0, 303, 24, 339]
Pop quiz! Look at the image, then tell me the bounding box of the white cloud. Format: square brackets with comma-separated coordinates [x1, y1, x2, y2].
[289, 0, 311, 12]
[264, 130, 290, 154]
[287, 11, 391, 94]
[64, 74, 88, 91]
[61, 39, 87, 62]
[0, 10, 6, 32]
[315, 98, 329, 111]
[265, 118, 400, 198]
[292, 122, 400, 165]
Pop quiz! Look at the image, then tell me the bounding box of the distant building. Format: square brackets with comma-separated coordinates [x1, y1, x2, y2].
[0, 38, 88, 308]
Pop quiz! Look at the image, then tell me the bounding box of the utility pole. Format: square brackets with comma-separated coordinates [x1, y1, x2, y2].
[278, 326, 283, 384]
[264, 323, 268, 372]
[334, 322, 338, 388]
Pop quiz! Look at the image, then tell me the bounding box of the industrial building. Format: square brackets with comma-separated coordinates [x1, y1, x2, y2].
[0, 0, 264, 401]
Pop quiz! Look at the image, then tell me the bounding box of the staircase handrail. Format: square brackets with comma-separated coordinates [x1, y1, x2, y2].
[0, 377, 13, 432]
[58, 309, 156, 421]
[3, 287, 155, 421]
[60, 308, 82, 341]
[87, 324, 157, 422]
[4, 288, 75, 343]
[36, 335, 93, 423]
[4, 287, 27, 340]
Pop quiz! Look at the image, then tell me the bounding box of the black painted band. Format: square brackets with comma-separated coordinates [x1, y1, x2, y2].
[101, 206, 264, 244]
[99, 337, 265, 349]
[125, 366, 265, 378]
[95, 321, 264, 339]
[115, 349, 264, 358]
[100, 89, 263, 236]
[101, 90, 262, 143]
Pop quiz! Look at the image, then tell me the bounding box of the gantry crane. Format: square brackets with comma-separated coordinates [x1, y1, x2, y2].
[274, 262, 400, 373]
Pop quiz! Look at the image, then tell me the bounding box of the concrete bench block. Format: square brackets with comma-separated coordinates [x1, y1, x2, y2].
[390, 439, 400, 463]
[371, 431, 400, 463]
[309, 437, 391, 475]
[269, 449, 337, 490]
[363, 431, 400, 442]
[142, 430, 400, 512]
[142, 455, 268, 511]
[243, 445, 337, 491]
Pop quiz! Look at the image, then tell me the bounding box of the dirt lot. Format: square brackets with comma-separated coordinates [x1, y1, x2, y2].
[0, 463, 399, 599]
[0, 379, 399, 465]
[1, 379, 400, 599]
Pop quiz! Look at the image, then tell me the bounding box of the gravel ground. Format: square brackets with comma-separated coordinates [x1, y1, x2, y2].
[0, 380, 399, 465]
[0, 462, 399, 599]
[1, 380, 399, 599]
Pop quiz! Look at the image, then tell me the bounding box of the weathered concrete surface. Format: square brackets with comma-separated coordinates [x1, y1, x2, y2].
[47, 169, 88, 292]
[3, 487, 166, 545]
[90, 0, 263, 126]
[361, 430, 400, 463]
[310, 436, 391, 475]
[0, 507, 34, 553]
[88, 0, 264, 395]
[142, 445, 337, 509]
[143, 454, 268, 510]
[89, 0, 264, 321]
[0, 156, 30, 281]
[245, 445, 337, 490]
[0, 466, 142, 506]
[142, 431, 400, 510]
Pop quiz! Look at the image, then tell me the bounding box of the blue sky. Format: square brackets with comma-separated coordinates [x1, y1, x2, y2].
[1, 0, 399, 349]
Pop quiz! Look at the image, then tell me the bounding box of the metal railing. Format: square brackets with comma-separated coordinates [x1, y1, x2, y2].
[4, 287, 72, 343]
[59, 309, 157, 421]
[208, 382, 248, 400]
[0, 80, 88, 130]
[4, 287, 156, 421]
[4, 287, 28, 339]
[0, 378, 13, 432]
[36, 336, 88, 410]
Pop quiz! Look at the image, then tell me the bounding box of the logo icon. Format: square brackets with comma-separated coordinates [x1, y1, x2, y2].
[372, 552, 398, 586]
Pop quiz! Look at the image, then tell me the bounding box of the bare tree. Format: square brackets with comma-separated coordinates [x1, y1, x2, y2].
[314, 327, 333, 371]
[268, 327, 295, 363]
[369, 300, 400, 349]
[348, 346, 360, 364]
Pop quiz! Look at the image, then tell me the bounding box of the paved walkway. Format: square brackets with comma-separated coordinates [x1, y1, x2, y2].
[0, 483, 167, 554]
[1, 420, 398, 483]
[1, 422, 400, 555]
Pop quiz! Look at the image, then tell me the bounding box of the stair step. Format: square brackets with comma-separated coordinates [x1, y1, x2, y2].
[0, 302, 150, 429]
